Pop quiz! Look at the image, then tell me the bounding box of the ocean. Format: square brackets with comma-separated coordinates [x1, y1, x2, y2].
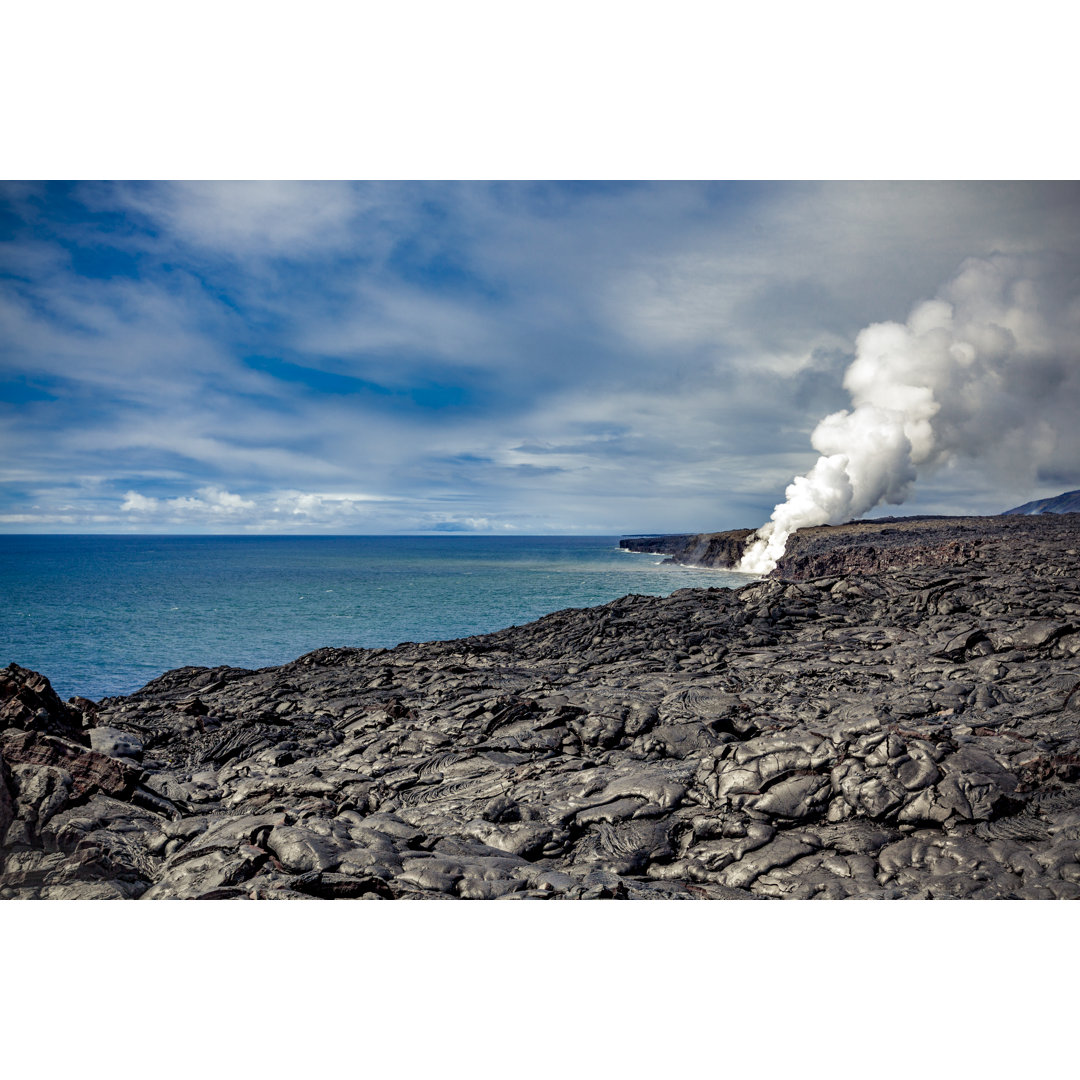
[0, 535, 748, 701]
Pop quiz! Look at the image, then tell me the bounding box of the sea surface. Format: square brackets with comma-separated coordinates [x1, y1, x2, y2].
[0, 535, 750, 701]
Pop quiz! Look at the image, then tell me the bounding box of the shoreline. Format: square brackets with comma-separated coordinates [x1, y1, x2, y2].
[619, 513, 1071, 578]
[2, 535, 731, 703]
[3, 512, 1080, 899]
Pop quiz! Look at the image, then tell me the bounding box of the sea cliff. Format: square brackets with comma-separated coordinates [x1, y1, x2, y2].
[620, 513, 1050, 579]
[3, 512, 1080, 899]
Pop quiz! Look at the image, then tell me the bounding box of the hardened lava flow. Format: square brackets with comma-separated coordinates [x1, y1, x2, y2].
[3, 512, 1080, 899]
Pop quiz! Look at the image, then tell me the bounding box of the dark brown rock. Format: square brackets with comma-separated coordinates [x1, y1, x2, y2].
[0, 664, 84, 740]
[0, 730, 140, 800]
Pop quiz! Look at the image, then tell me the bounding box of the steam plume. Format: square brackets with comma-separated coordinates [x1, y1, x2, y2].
[737, 254, 1080, 574]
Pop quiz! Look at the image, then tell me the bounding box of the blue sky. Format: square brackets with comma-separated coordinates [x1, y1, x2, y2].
[2, 180, 1079, 534]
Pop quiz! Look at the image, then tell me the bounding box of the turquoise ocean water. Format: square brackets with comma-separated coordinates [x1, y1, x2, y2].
[0, 535, 747, 701]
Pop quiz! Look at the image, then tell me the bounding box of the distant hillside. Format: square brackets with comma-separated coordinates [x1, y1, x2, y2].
[1003, 489, 1080, 515]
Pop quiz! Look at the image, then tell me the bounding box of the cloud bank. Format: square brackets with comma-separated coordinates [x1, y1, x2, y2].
[2, 182, 1079, 534]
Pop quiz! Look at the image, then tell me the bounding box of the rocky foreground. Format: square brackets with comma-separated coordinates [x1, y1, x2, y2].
[3, 513, 1080, 899]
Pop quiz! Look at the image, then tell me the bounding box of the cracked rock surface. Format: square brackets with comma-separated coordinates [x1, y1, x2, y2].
[3, 513, 1080, 899]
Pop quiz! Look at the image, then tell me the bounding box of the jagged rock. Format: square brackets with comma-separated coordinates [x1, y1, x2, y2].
[3, 512, 1080, 899]
[0, 664, 84, 739]
[0, 730, 140, 800]
[0, 752, 14, 843]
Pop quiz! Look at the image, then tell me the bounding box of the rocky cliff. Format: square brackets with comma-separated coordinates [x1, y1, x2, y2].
[620, 513, 1058, 579]
[620, 529, 755, 568]
[3, 512, 1080, 899]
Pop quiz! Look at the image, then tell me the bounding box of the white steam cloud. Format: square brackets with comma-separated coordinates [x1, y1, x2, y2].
[737, 253, 1080, 574]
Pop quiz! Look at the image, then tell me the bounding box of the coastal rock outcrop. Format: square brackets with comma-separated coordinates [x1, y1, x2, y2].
[620, 513, 1068, 580]
[4, 513, 1080, 899]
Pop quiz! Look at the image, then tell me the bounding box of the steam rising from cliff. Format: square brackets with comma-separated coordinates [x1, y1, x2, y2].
[737, 254, 1080, 574]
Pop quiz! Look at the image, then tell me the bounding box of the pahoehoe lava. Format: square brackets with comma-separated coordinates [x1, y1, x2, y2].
[4, 512, 1080, 899]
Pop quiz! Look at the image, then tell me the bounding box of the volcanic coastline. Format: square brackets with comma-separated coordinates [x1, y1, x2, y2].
[619, 513, 1050, 579]
[4, 512, 1080, 900]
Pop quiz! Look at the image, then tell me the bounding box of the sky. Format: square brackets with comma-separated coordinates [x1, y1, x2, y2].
[2, 179, 1080, 535]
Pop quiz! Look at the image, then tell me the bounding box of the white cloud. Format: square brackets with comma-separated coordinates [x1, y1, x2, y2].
[195, 486, 256, 512]
[105, 181, 371, 258]
[417, 515, 518, 533]
[271, 491, 390, 518]
[120, 491, 158, 512]
[115, 487, 394, 530]
[5, 182, 1080, 537]
[296, 283, 498, 365]
[121, 487, 254, 520]
[0, 513, 78, 524]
